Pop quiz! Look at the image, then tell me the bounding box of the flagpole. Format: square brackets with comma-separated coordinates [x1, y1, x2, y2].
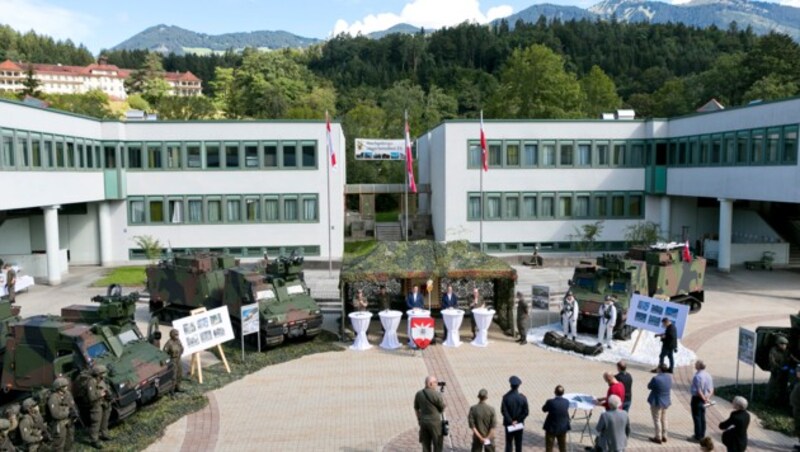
[325, 111, 333, 277]
[404, 109, 409, 242]
[479, 111, 484, 252]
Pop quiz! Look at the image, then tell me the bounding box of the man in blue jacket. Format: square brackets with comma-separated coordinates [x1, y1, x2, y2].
[501, 376, 529, 452]
[407, 285, 424, 309]
[647, 363, 673, 444]
[441, 284, 458, 340]
[542, 385, 570, 452]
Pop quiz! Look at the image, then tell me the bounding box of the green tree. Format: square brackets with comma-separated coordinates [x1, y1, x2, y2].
[650, 79, 694, 117]
[580, 65, 622, 118]
[488, 44, 584, 119]
[126, 93, 151, 112]
[743, 74, 798, 103]
[21, 64, 41, 98]
[155, 96, 217, 120]
[342, 101, 395, 185]
[624, 221, 663, 247]
[47, 90, 115, 119]
[126, 52, 170, 104]
[569, 220, 605, 255]
[133, 235, 162, 263]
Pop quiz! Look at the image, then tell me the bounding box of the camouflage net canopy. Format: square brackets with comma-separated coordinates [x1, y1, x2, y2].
[340, 240, 516, 283]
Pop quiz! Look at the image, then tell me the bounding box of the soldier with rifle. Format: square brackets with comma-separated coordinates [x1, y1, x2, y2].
[19, 398, 45, 452]
[47, 377, 74, 452]
[85, 364, 112, 448]
[163, 329, 185, 393]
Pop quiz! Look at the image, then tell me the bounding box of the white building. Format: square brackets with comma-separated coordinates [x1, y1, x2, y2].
[0, 98, 345, 284]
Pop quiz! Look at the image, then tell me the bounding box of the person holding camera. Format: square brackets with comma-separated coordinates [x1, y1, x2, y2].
[501, 376, 529, 452]
[469, 388, 496, 451]
[414, 375, 446, 452]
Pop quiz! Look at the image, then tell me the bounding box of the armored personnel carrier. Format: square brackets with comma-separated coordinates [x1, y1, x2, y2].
[568, 243, 706, 339]
[0, 286, 175, 421]
[148, 251, 323, 347]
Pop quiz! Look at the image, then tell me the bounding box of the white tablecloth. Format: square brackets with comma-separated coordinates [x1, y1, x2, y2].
[349, 311, 373, 351]
[563, 393, 596, 444]
[379, 310, 402, 350]
[442, 308, 465, 348]
[470, 308, 495, 347]
[406, 309, 431, 349]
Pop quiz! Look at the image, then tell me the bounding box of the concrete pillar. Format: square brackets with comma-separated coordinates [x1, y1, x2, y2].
[718, 198, 734, 272]
[659, 196, 671, 240]
[42, 205, 61, 285]
[98, 202, 112, 266]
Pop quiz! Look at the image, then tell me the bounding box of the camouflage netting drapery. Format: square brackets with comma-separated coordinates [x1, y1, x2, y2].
[340, 240, 518, 333]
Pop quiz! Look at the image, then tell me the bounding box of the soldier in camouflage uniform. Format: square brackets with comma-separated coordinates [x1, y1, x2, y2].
[516, 292, 530, 345]
[47, 377, 74, 452]
[19, 398, 45, 452]
[3, 403, 19, 446]
[769, 335, 791, 406]
[86, 364, 112, 448]
[0, 419, 13, 452]
[163, 329, 185, 393]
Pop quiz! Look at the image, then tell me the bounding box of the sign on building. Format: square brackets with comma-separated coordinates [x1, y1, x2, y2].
[355, 139, 405, 160]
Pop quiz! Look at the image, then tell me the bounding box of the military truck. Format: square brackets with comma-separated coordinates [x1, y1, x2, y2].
[148, 252, 323, 347]
[0, 287, 175, 421]
[568, 243, 706, 339]
[754, 312, 800, 372]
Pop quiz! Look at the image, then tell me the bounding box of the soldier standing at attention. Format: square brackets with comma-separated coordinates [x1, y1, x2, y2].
[47, 377, 73, 452]
[378, 285, 391, 311]
[597, 296, 616, 349]
[516, 293, 529, 345]
[468, 388, 496, 451]
[561, 291, 578, 341]
[19, 398, 44, 452]
[769, 335, 790, 406]
[3, 264, 15, 304]
[164, 329, 185, 393]
[86, 364, 112, 448]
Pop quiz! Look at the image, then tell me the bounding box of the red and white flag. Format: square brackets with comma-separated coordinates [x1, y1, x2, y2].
[325, 111, 337, 170]
[405, 118, 417, 193]
[480, 111, 488, 172]
[683, 241, 692, 261]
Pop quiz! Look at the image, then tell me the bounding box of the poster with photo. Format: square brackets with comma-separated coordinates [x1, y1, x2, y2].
[531, 285, 550, 310]
[171, 306, 235, 356]
[240, 303, 260, 336]
[738, 328, 756, 366]
[625, 294, 690, 338]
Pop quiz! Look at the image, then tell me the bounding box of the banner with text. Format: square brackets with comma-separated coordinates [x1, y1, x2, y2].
[355, 139, 405, 160]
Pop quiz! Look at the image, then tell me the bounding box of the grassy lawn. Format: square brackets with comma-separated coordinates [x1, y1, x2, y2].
[344, 240, 377, 257]
[75, 331, 342, 451]
[91, 266, 147, 287]
[715, 383, 793, 436]
[375, 210, 400, 222]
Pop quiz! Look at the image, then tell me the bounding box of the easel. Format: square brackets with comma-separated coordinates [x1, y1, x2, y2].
[188, 307, 231, 384]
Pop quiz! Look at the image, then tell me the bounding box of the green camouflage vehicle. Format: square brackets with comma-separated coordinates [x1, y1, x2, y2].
[148, 252, 323, 347]
[754, 312, 800, 372]
[224, 254, 323, 346]
[569, 243, 706, 339]
[0, 286, 175, 421]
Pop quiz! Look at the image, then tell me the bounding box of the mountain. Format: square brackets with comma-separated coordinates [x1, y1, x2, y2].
[366, 23, 432, 39]
[501, 0, 800, 41]
[111, 24, 321, 55]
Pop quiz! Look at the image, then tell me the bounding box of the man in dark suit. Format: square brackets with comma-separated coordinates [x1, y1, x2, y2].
[653, 317, 678, 373]
[501, 376, 529, 452]
[441, 284, 458, 340]
[720, 396, 750, 452]
[407, 285, 424, 309]
[542, 385, 570, 452]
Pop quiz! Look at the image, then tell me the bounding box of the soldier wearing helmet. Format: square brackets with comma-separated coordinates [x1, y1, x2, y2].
[47, 376, 74, 451]
[19, 398, 44, 452]
[163, 329, 185, 394]
[0, 418, 13, 451]
[769, 335, 791, 406]
[85, 364, 112, 448]
[597, 295, 617, 349]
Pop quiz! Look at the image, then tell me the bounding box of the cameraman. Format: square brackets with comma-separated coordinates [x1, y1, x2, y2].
[414, 375, 446, 452]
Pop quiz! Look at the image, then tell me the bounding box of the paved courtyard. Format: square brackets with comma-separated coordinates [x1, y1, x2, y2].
[13, 263, 800, 451]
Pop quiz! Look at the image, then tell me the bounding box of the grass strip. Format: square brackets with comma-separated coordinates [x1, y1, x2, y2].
[344, 239, 377, 257]
[91, 266, 147, 287]
[715, 383, 794, 436]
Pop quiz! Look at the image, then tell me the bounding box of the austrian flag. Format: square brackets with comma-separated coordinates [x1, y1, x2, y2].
[405, 119, 417, 193]
[325, 112, 337, 169]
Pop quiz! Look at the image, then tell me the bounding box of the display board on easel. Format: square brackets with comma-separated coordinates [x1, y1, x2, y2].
[171, 306, 234, 383]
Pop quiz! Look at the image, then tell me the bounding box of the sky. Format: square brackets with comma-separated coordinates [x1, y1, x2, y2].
[2, 0, 798, 55]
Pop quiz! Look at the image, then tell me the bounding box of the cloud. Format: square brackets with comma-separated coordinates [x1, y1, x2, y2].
[0, 0, 96, 43]
[332, 0, 514, 36]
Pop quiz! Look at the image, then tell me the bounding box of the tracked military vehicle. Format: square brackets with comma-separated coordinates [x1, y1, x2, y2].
[568, 243, 706, 339]
[0, 286, 175, 421]
[148, 251, 323, 347]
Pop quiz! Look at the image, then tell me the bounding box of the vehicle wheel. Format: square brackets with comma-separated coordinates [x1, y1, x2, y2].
[689, 300, 702, 313]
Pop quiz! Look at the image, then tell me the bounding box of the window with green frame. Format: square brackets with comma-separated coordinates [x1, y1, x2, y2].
[129, 199, 145, 224]
[168, 199, 183, 223]
[283, 196, 298, 221]
[127, 144, 142, 169]
[594, 194, 607, 217]
[1, 134, 13, 167]
[207, 198, 222, 222]
[166, 143, 181, 169]
[522, 194, 536, 218]
[596, 143, 609, 166]
[17, 135, 28, 167]
[575, 194, 590, 217]
[187, 143, 201, 168]
[282, 142, 297, 168]
[206, 143, 221, 168]
[560, 143, 574, 166]
[31, 136, 41, 167]
[245, 197, 260, 222]
[468, 142, 481, 168]
[711, 135, 721, 164]
[226, 197, 241, 222]
[187, 198, 203, 223]
[628, 194, 643, 217]
[542, 143, 556, 166]
[264, 142, 278, 168]
[522, 143, 537, 167]
[751, 130, 764, 164]
[505, 142, 520, 167]
[577, 143, 591, 166]
[488, 141, 502, 167]
[146, 143, 162, 169]
[225, 143, 240, 168]
[700, 137, 710, 165]
[611, 194, 625, 217]
[301, 142, 317, 168]
[264, 197, 279, 221]
[736, 132, 748, 164]
[629, 142, 644, 166]
[766, 128, 780, 163]
[504, 194, 519, 219]
[784, 126, 798, 164]
[56, 141, 65, 168]
[485, 194, 501, 219]
[302, 196, 318, 221]
[612, 143, 625, 166]
[558, 195, 572, 217]
[244, 143, 259, 168]
[723, 134, 735, 164]
[540, 194, 555, 217]
[43, 139, 53, 168]
[148, 199, 164, 222]
[468, 194, 481, 219]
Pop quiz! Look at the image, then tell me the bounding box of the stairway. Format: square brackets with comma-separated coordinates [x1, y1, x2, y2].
[375, 222, 403, 241]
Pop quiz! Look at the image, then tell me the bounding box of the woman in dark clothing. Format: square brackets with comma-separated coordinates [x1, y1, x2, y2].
[719, 396, 750, 452]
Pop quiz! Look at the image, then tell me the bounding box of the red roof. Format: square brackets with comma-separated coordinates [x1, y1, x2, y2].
[0, 60, 23, 71]
[1, 59, 201, 84]
[164, 70, 200, 82]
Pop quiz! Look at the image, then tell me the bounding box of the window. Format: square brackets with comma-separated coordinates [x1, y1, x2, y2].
[522, 194, 537, 219]
[596, 143, 609, 165]
[187, 144, 201, 168]
[468, 142, 481, 168]
[486, 194, 501, 219]
[282, 142, 297, 167]
[488, 142, 502, 167]
[1, 135, 13, 167]
[129, 200, 145, 224]
[542, 143, 556, 166]
[56, 142, 65, 168]
[127, 144, 142, 169]
[751, 131, 764, 164]
[302, 197, 318, 221]
[468, 194, 481, 219]
[31, 137, 41, 167]
[724, 134, 735, 164]
[677, 140, 687, 165]
[166, 143, 181, 169]
[146, 143, 162, 169]
[283, 197, 298, 221]
[148, 199, 164, 222]
[17, 136, 28, 167]
[504, 195, 519, 219]
[700, 137, 710, 164]
[766, 128, 780, 163]
[168, 199, 183, 223]
[187, 199, 203, 223]
[540, 195, 554, 217]
[207, 199, 222, 222]
[244, 143, 259, 168]
[611, 195, 625, 217]
[226, 198, 241, 222]
[629, 143, 644, 166]
[264, 197, 279, 221]
[613, 143, 625, 166]
[736, 133, 748, 164]
[628, 195, 643, 217]
[784, 127, 798, 164]
[505, 142, 520, 167]
[577, 143, 591, 166]
[711, 135, 722, 164]
[77, 143, 85, 168]
[225, 143, 240, 168]
[558, 196, 572, 217]
[245, 197, 260, 222]
[206, 144, 221, 168]
[301, 142, 316, 168]
[264, 143, 278, 168]
[594, 195, 607, 217]
[103, 144, 116, 168]
[522, 143, 537, 167]
[559, 143, 573, 166]
[43, 140, 53, 168]
[575, 195, 590, 217]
